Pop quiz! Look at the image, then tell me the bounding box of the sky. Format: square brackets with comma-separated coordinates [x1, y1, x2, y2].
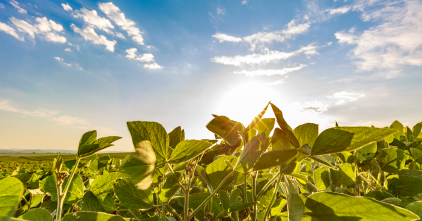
[0, 0, 421, 152]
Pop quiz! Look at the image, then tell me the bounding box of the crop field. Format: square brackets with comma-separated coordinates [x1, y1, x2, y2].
[1, 102, 422, 221]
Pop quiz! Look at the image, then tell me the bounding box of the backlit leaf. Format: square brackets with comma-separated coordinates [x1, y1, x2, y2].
[169, 140, 213, 164]
[252, 150, 298, 171]
[244, 103, 270, 133]
[114, 179, 153, 211]
[293, 123, 319, 148]
[270, 103, 300, 149]
[235, 133, 268, 173]
[206, 115, 239, 146]
[304, 192, 419, 221]
[0, 177, 24, 218]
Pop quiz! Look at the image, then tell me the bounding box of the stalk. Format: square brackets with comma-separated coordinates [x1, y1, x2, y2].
[251, 174, 257, 221]
[257, 173, 279, 198]
[167, 204, 183, 221]
[57, 157, 80, 221]
[184, 176, 190, 221]
[62, 157, 81, 200]
[128, 209, 141, 221]
[263, 173, 282, 221]
[167, 162, 186, 192]
[161, 203, 167, 221]
[244, 175, 248, 203]
[56, 184, 63, 221]
[355, 164, 360, 196]
[190, 170, 236, 219]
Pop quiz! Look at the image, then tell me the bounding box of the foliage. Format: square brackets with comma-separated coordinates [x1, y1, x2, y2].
[1, 102, 422, 221]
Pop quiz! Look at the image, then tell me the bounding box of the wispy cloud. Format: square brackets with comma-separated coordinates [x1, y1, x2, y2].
[9, 0, 26, 14]
[70, 24, 116, 52]
[0, 3, 5, 9]
[116, 32, 125, 39]
[301, 91, 366, 113]
[144, 63, 163, 70]
[0, 99, 113, 132]
[125, 48, 163, 69]
[212, 44, 318, 66]
[72, 8, 114, 34]
[213, 19, 310, 51]
[64, 48, 72, 52]
[0, 22, 24, 41]
[326, 5, 352, 15]
[125, 48, 155, 62]
[8, 17, 66, 43]
[61, 3, 72, 12]
[98, 2, 144, 45]
[335, 0, 422, 77]
[234, 64, 307, 76]
[216, 7, 225, 15]
[54, 57, 71, 66]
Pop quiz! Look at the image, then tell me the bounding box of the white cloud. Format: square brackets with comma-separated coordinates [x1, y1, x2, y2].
[64, 48, 72, 51]
[98, 2, 144, 45]
[72, 8, 114, 34]
[217, 7, 225, 15]
[9, 0, 27, 14]
[234, 64, 307, 76]
[336, 0, 422, 76]
[9, 17, 66, 43]
[282, 19, 311, 38]
[45, 32, 66, 43]
[0, 22, 24, 41]
[212, 44, 318, 66]
[116, 32, 125, 39]
[144, 63, 163, 70]
[71, 24, 116, 52]
[242, 0, 248, 5]
[212, 33, 242, 43]
[61, 3, 72, 12]
[301, 101, 329, 113]
[9, 17, 37, 38]
[326, 5, 352, 15]
[213, 19, 310, 51]
[329, 91, 365, 104]
[125, 48, 155, 62]
[0, 3, 5, 8]
[54, 57, 71, 66]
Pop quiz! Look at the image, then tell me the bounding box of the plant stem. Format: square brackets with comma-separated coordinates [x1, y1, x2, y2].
[62, 157, 81, 200]
[57, 157, 80, 221]
[190, 170, 236, 219]
[184, 173, 192, 221]
[257, 172, 279, 198]
[128, 209, 141, 221]
[355, 164, 360, 196]
[244, 175, 248, 203]
[251, 174, 257, 221]
[167, 204, 183, 221]
[167, 162, 186, 193]
[162, 203, 167, 221]
[56, 184, 63, 221]
[263, 173, 282, 221]
[210, 211, 227, 221]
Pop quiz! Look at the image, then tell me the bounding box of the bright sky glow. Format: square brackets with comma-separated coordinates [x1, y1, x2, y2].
[0, 0, 421, 151]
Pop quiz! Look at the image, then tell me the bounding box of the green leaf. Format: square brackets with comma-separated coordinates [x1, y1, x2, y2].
[284, 176, 305, 221]
[235, 133, 267, 173]
[96, 193, 116, 213]
[18, 208, 52, 221]
[195, 165, 212, 191]
[79, 130, 97, 148]
[364, 190, 395, 201]
[169, 140, 213, 164]
[62, 212, 125, 221]
[0, 177, 24, 218]
[313, 167, 330, 191]
[114, 179, 153, 211]
[120, 141, 156, 190]
[80, 191, 105, 212]
[244, 103, 270, 133]
[413, 123, 422, 139]
[406, 126, 415, 143]
[206, 156, 238, 190]
[270, 103, 300, 149]
[219, 191, 230, 211]
[377, 147, 407, 173]
[168, 126, 183, 149]
[206, 115, 239, 146]
[78, 136, 121, 158]
[252, 150, 298, 171]
[228, 201, 257, 212]
[271, 198, 287, 216]
[304, 192, 419, 221]
[43, 174, 84, 204]
[353, 142, 377, 164]
[390, 120, 404, 140]
[330, 163, 355, 187]
[405, 201, 422, 219]
[254, 118, 275, 137]
[271, 128, 294, 151]
[387, 170, 422, 197]
[127, 121, 169, 164]
[311, 127, 398, 155]
[159, 172, 180, 203]
[293, 123, 319, 148]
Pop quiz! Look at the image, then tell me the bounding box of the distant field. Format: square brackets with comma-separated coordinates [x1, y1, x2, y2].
[0, 152, 132, 162]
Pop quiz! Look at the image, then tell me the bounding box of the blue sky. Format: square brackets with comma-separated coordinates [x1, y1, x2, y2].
[0, 0, 421, 151]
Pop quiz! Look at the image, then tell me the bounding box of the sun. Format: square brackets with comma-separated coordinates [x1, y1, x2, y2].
[213, 81, 276, 126]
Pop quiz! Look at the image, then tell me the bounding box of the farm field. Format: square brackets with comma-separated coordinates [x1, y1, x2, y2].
[1, 102, 422, 221]
[0, 152, 132, 162]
